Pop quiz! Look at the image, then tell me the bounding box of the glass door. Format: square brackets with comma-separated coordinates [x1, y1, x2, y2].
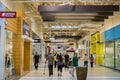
[104, 41, 115, 68]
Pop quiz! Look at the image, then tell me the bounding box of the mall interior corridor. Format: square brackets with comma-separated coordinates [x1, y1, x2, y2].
[17, 62, 120, 80]
[1, 0, 120, 80]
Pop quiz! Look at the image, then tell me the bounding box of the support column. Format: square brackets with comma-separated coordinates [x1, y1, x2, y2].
[12, 8, 24, 75]
[12, 17, 24, 75]
[41, 42, 45, 62]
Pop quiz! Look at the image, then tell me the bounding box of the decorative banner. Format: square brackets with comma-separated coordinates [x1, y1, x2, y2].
[0, 12, 16, 18]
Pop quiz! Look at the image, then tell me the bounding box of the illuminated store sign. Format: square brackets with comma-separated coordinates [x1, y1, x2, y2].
[0, 12, 16, 18]
[34, 39, 41, 43]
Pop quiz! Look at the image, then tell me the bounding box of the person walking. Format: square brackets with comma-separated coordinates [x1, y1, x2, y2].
[54, 53, 57, 68]
[90, 54, 94, 68]
[57, 53, 64, 76]
[84, 54, 88, 67]
[45, 53, 54, 76]
[33, 52, 40, 70]
[64, 52, 69, 68]
[72, 53, 78, 77]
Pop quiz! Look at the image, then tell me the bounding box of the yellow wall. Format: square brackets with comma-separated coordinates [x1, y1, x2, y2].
[96, 43, 104, 65]
[24, 42, 31, 71]
[90, 32, 104, 65]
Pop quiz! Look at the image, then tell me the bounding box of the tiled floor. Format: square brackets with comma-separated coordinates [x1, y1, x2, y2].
[19, 63, 120, 80]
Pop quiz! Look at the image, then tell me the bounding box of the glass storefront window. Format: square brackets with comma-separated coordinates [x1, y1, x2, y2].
[115, 39, 120, 70]
[104, 41, 114, 68]
[5, 30, 14, 78]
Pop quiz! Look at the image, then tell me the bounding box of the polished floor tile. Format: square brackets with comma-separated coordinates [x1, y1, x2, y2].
[19, 62, 120, 80]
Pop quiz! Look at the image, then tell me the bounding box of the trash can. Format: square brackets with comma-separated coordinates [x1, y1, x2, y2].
[76, 67, 88, 80]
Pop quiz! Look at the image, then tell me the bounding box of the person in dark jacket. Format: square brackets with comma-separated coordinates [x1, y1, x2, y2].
[64, 52, 69, 68]
[33, 52, 40, 70]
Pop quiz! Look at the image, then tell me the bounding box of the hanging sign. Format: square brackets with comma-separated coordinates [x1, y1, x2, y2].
[34, 39, 41, 43]
[0, 12, 16, 18]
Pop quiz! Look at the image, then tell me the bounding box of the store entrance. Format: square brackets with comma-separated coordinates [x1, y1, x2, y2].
[24, 41, 31, 71]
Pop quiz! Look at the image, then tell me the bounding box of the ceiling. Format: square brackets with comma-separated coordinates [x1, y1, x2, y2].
[4, 0, 120, 44]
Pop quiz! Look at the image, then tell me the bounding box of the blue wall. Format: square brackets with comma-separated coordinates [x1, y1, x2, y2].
[105, 24, 120, 41]
[0, 2, 6, 80]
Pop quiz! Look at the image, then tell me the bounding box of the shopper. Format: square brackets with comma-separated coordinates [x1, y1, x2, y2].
[72, 53, 78, 77]
[90, 54, 94, 68]
[64, 52, 69, 68]
[84, 54, 88, 67]
[69, 58, 74, 77]
[45, 53, 54, 76]
[54, 53, 57, 68]
[33, 52, 40, 70]
[57, 53, 64, 76]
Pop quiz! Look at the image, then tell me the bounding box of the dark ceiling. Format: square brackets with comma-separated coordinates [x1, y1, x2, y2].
[38, 5, 119, 22]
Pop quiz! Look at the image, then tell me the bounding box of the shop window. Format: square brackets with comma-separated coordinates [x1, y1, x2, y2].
[115, 39, 120, 70]
[104, 41, 114, 68]
[5, 30, 14, 78]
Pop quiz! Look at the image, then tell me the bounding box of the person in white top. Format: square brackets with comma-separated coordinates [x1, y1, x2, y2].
[84, 54, 88, 67]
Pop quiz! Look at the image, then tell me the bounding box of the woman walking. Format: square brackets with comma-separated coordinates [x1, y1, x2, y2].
[90, 54, 94, 68]
[57, 53, 64, 76]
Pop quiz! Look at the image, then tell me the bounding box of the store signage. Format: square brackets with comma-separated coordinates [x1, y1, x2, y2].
[34, 39, 41, 43]
[23, 20, 30, 37]
[0, 12, 16, 18]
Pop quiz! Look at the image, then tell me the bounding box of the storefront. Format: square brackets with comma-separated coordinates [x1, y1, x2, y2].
[0, 2, 17, 79]
[22, 20, 32, 71]
[5, 30, 15, 79]
[104, 24, 120, 70]
[32, 32, 42, 65]
[0, 2, 6, 80]
[32, 32, 41, 55]
[78, 35, 90, 60]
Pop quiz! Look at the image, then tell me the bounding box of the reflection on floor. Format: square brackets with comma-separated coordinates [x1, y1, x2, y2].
[19, 65, 120, 80]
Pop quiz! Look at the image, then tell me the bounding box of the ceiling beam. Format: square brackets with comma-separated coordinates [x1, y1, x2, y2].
[38, 5, 119, 12]
[55, 36, 82, 40]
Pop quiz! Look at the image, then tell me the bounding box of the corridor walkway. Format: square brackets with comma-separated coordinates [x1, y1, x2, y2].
[19, 65, 120, 80]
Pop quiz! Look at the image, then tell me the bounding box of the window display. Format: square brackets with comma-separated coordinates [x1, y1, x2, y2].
[104, 41, 114, 68]
[5, 30, 14, 79]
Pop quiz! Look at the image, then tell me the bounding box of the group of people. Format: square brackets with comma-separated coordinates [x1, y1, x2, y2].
[45, 52, 79, 77]
[84, 54, 94, 68]
[33, 52, 95, 77]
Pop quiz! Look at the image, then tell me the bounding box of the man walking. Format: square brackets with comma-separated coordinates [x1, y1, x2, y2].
[46, 53, 54, 76]
[64, 52, 69, 68]
[33, 52, 40, 70]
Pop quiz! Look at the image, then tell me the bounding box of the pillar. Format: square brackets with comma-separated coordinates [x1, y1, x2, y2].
[12, 8, 24, 75]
